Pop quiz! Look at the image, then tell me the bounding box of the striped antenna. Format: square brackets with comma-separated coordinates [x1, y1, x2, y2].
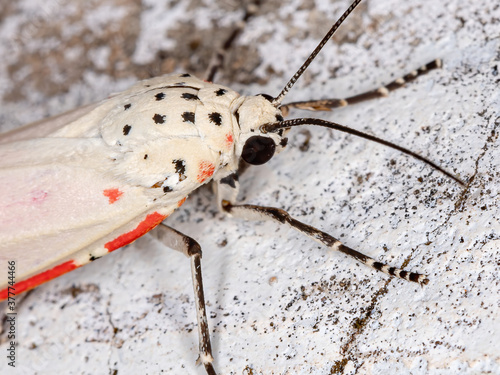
[261, 118, 466, 186]
[272, 0, 363, 106]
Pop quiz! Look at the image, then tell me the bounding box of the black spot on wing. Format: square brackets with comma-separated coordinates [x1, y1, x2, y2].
[280, 138, 288, 147]
[123, 124, 132, 135]
[144, 154, 148, 160]
[181, 92, 199, 101]
[215, 88, 227, 96]
[153, 113, 166, 124]
[173, 159, 187, 181]
[124, 104, 131, 110]
[155, 92, 165, 101]
[208, 112, 222, 126]
[182, 112, 195, 124]
[163, 186, 173, 193]
[276, 114, 284, 122]
[180, 73, 191, 77]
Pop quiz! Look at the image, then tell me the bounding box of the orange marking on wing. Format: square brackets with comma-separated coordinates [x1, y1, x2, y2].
[177, 197, 187, 207]
[225, 133, 234, 148]
[0, 260, 78, 301]
[105, 212, 167, 252]
[197, 161, 215, 183]
[103, 188, 124, 204]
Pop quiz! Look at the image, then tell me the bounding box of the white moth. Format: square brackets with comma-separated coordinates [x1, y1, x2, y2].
[0, 0, 464, 373]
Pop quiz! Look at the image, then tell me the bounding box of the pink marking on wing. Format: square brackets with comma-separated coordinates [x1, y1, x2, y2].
[197, 161, 215, 183]
[4, 189, 48, 209]
[31, 190, 48, 203]
[103, 188, 124, 204]
[105, 212, 168, 252]
[0, 260, 78, 301]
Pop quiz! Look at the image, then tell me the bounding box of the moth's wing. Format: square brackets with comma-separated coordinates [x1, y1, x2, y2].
[0, 102, 103, 144]
[0, 73, 224, 297]
[0, 74, 209, 144]
[0, 137, 176, 293]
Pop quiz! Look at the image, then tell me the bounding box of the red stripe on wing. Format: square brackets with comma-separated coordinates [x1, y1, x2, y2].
[105, 212, 167, 252]
[0, 212, 168, 301]
[177, 197, 187, 207]
[0, 260, 78, 301]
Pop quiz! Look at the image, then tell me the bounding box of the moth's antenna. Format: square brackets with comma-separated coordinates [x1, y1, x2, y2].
[272, 0, 363, 106]
[261, 118, 466, 186]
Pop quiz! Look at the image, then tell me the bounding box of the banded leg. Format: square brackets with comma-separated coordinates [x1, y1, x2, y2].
[222, 201, 429, 285]
[280, 59, 442, 115]
[150, 224, 217, 375]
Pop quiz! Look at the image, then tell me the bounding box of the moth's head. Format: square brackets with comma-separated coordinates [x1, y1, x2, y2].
[233, 94, 290, 165]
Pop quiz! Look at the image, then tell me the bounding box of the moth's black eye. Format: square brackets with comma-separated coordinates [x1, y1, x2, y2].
[241, 136, 276, 165]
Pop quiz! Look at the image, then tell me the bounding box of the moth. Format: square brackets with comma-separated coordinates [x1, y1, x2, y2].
[0, 0, 464, 373]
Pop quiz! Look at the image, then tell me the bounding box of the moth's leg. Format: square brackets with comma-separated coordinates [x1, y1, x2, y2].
[150, 224, 217, 375]
[222, 201, 429, 285]
[281, 59, 441, 115]
[204, 2, 258, 82]
[213, 172, 240, 213]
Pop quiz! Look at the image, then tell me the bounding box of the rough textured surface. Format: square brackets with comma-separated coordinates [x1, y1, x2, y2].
[0, 0, 499, 374]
